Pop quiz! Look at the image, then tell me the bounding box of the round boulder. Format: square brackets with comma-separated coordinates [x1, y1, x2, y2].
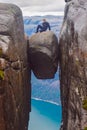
[29, 31, 59, 79]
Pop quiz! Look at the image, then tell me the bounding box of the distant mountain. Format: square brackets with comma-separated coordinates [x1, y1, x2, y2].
[23, 15, 63, 37]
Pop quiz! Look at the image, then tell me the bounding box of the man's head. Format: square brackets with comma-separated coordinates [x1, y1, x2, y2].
[43, 19, 46, 22]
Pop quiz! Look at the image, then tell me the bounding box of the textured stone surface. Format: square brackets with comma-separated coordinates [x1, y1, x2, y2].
[29, 31, 58, 79]
[59, 0, 87, 130]
[0, 3, 31, 130]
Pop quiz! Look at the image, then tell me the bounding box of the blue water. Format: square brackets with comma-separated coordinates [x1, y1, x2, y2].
[31, 71, 61, 104]
[29, 99, 62, 130]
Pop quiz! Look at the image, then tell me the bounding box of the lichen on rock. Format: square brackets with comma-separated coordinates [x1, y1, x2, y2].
[84, 127, 87, 130]
[82, 98, 87, 111]
[0, 70, 4, 80]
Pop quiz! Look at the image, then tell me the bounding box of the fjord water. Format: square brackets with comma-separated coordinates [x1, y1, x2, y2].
[29, 99, 62, 130]
[28, 72, 62, 130]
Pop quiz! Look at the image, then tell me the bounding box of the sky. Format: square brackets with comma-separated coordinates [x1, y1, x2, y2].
[0, 0, 65, 16]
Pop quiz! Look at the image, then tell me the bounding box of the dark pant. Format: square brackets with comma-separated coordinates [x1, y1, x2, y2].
[36, 25, 45, 32]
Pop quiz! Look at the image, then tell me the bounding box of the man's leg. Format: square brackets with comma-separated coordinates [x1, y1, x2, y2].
[36, 25, 43, 32]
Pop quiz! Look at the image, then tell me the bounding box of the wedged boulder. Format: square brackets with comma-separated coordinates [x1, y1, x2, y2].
[0, 3, 31, 130]
[59, 0, 87, 130]
[29, 31, 58, 79]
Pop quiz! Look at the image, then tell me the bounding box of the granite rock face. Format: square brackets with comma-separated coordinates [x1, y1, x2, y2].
[0, 3, 31, 130]
[29, 31, 58, 79]
[59, 0, 87, 130]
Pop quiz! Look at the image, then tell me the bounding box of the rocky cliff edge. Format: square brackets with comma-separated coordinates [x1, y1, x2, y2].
[59, 0, 87, 130]
[0, 3, 31, 130]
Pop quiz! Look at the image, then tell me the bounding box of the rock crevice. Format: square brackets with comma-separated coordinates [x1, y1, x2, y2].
[0, 1, 87, 130]
[0, 3, 59, 130]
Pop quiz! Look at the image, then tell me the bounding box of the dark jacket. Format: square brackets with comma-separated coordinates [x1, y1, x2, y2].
[42, 21, 51, 31]
[36, 21, 51, 33]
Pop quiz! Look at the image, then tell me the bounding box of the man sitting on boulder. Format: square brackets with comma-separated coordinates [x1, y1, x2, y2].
[36, 19, 51, 33]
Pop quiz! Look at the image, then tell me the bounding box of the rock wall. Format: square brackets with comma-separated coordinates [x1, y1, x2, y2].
[59, 0, 87, 130]
[0, 3, 31, 130]
[29, 31, 58, 79]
